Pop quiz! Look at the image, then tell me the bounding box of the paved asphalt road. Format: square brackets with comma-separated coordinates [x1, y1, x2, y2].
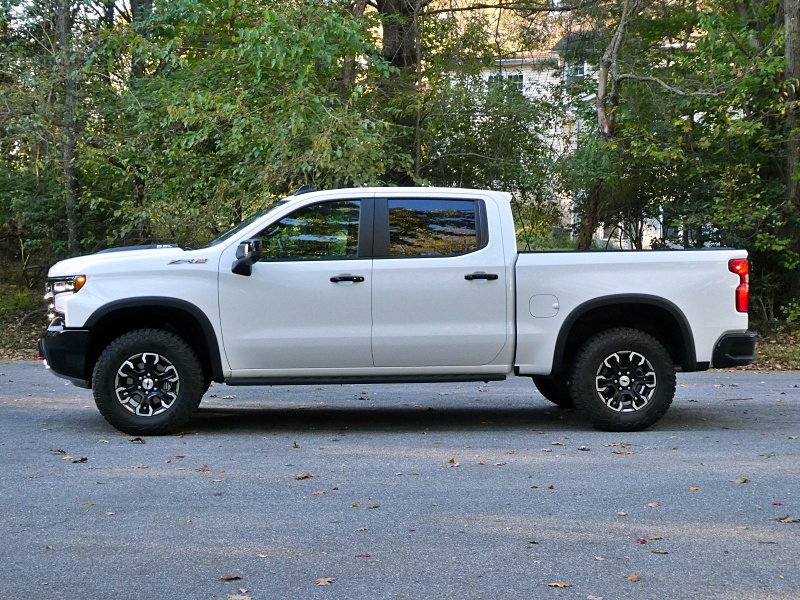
[1, 361, 798, 600]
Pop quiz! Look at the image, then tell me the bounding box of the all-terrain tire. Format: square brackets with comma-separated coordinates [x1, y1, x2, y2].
[570, 328, 675, 432]
[92, 329, 205, 435]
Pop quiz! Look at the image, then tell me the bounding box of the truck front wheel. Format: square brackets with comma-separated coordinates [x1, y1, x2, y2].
[570, 328, 675, 432]
[92, 329, 205, 435]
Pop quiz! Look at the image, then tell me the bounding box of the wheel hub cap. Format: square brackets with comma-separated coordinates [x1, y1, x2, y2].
[114, 352, 180, 417]
[595, 351, 657, 412]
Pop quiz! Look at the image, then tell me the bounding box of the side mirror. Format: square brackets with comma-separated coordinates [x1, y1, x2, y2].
[231, 239, 263, 276]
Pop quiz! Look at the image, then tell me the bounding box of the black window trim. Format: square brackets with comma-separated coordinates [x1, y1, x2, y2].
[372, 197, 488, 259]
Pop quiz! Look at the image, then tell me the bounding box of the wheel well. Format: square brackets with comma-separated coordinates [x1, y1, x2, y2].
[553, 300, 695, 378]
[85, 304, 221, 385]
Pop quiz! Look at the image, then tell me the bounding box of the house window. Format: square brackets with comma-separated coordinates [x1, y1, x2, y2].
[565, 63, 585, 87]
[488, 72, 524, 93]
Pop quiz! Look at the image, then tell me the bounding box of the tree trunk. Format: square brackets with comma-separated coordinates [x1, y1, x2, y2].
[577, 0, 639, 249]
[376, 0, 418, 70]
[57, 0, 79, 255]
[376, 0, 420, 185]
[130, 0, 154, 242]
[785, 0, 800, 296]
[130, 0, 153, 80]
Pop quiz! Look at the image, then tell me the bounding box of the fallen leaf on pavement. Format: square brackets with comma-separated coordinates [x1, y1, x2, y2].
[651, 550, 669, 554]
[72, 457, 88, 463]
[129, 437, 145, 444]
[730, 477, 749, 484]
[772, 515, 800, 523]
[196, 465, 210, 472]
[220, 574, 242, 581]
[315, 578, 335, 586]
[612, 450, 636, 455]
[690, 487, 701, 491]
[227, 595, 251, 600]
[637, 538, 648, 544]
[546, 582, 571, 588]
[295, 473, 314, 480]
[51, 449, 66, 454]
[625, 573, 640, 582]
[647, 502, 661, 508]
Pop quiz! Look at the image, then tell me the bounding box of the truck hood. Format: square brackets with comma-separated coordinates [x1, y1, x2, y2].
[47, 246, 208, 277]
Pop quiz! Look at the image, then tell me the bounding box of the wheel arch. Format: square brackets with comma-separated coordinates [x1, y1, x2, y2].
[83, 298, 224, 385]
[551, 295, 697, 378]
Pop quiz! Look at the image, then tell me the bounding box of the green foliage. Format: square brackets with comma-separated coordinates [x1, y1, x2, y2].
[0, 284, 41, 314]
[1, 0, 798, 326]
[782, 300, 800, 325]
[91, 0, 397, 247]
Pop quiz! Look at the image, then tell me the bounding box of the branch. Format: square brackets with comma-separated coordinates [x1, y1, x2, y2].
[425, 0, 601, 16]
[617, 73, 721, 96]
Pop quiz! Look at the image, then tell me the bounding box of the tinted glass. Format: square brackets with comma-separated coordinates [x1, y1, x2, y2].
[258, 200, 361, 260]
[388, 199, 477, 257]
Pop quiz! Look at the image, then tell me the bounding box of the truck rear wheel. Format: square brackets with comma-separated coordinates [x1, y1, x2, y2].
[570, 328, 675, 432]
[92, 329, 205, 435]
[532, 376, 574, 408]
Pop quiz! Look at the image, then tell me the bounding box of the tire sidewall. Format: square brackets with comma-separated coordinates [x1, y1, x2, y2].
[570, 328, 676, 431]
[93, 329, 204, 435]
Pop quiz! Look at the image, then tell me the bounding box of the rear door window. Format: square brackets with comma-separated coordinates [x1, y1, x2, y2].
[384, 199, 480, 257]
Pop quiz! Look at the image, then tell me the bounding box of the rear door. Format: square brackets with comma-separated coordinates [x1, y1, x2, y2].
[370, 194, 509, 367]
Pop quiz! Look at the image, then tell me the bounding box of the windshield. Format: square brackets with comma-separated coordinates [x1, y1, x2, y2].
[203, 200, 289, 248]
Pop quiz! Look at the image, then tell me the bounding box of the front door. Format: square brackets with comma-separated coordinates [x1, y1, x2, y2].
[219, 198, 373, 371]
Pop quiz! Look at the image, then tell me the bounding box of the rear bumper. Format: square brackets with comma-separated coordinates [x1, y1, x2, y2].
[38, 325, 91, 388]
[712, 331, 758, 368]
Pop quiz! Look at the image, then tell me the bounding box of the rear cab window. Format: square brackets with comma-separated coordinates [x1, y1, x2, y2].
[375, 198, 487, 258]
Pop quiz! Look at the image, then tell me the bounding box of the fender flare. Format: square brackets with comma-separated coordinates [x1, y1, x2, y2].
[551, 294, 698, 376]
[84, 297, 225, 382]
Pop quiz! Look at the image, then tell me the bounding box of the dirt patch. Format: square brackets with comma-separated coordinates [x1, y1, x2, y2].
[1, 308, 44, 360]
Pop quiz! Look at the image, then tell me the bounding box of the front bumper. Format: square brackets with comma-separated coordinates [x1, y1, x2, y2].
[38, 325, 91, 388]
[712, 331, 758, 368]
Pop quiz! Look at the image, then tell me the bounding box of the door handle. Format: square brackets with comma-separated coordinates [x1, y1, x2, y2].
[330, 275, 365, 283]
[464, 273, 499, 281]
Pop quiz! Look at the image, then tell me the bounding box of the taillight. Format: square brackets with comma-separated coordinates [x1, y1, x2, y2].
[729, 259, 749, 313]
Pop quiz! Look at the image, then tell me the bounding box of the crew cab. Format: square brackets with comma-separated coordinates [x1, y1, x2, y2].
[39, 187, 757, 434]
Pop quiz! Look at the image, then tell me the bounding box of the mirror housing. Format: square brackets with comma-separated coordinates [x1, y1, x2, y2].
[231, 239, 263, 276]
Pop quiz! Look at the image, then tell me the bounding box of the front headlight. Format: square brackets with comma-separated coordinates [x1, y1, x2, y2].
[44, 275, 86, 324]
[45, 275, 87, 296]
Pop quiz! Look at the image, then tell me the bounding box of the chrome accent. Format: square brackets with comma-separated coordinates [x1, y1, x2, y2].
[594, 350, 657, 412]
[114, 352, 180, 417]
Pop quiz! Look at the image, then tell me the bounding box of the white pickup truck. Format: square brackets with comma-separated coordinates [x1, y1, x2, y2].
[39, 187, 756, 435]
